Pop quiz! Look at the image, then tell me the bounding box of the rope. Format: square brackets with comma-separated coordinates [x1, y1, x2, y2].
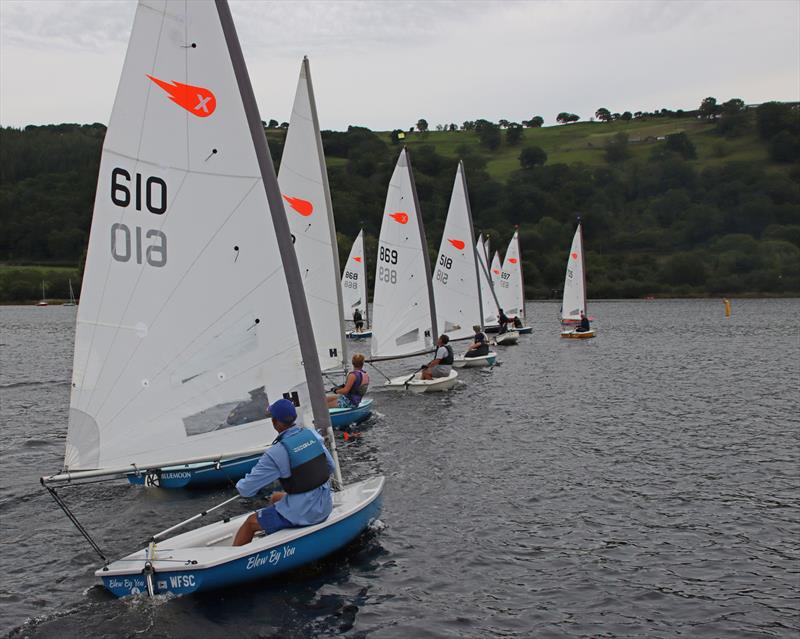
[42, 479, 108, 564]
[366, 361, 392, 382]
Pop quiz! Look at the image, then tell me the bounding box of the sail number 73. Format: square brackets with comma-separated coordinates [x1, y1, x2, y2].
[109, 167, 167, 267]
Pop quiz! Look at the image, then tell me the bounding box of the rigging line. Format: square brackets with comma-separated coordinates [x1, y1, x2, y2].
[365, 361, 392, 382]
[42, 480, 108, 564]
[91, 177, 264, 419]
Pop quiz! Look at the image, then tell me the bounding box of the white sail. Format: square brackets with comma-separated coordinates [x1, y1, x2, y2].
[497, 231, 525, 319]
[490, 250, 502, 285]
[476, 235, 498, 326]
[371, 149, 436, 359]
[432, 162, 482, 341]
[341, 229, 368, 323]
[278, 57, 345, 373]
[65, 0, 323, 473]
[561, 223, 587, 322]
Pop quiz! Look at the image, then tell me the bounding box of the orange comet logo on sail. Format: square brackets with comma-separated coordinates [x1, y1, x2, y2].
[492, 269, 501, 275]
[508, 258, 518, 264]
[448, 239, 465, 250]
[571, 252, 579, 259]
[282, 195, 314, 216]
[146, 75, 216, 117]
[389, 212, 409, 224]
[353, 257, 362, 263]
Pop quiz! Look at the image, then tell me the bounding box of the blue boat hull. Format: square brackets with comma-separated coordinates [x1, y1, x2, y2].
[346, 330, 372, 339]
[127, 454, 262, 488]
[518, 326, 532, 334]
[330, 398, 373, 429]
[100, 482, 384, 597]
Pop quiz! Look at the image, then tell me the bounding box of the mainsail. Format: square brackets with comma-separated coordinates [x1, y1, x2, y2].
[341, 229, 368, 325]
[371, 149, 436, 359]
[432, 161, 482, 341]
[476, 234, 499, 326]
[490, 251, 502, 285]
[497, 230, 525, 319]
[278, 57, 346, 373]
[62, 0, 328, 477]
[561, 222, 587, 322]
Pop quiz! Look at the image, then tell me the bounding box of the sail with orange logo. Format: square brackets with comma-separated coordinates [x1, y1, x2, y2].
[561, 222, 587, 323]
[341, 229, 368, 325]
[278, 57, 346, 373]
[432, 161, 483, 341]
[371, 149, 437, 359]
[497, 230, 525, 320]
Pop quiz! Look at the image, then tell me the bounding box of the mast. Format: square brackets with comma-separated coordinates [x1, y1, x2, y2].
[217, 0, 341, 485]
[406, 148, 438, 343]
[516, 227, 526, 321]
[578, 217, 587, 315]
[363, 230, 371, 329]
[303, 56, 347, 372]
[460, 162, 484, 328]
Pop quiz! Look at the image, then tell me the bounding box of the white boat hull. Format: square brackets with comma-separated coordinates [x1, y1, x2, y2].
[383, 369, 458, 393]
[97, 476, 384, 597]
[494, 331, 519, 345]
[453, 352, 497, 368]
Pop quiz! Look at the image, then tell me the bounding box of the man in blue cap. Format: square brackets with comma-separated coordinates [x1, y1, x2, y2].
[233, 398, 336, 546]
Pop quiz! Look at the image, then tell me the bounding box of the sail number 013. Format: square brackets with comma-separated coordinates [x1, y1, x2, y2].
[109, 168, 167, 267]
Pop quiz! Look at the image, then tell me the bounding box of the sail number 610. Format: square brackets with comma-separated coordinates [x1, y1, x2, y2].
[110, 167, 168, 267]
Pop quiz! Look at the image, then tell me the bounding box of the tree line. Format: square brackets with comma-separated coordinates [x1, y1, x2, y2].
[0, 100, 798, 302]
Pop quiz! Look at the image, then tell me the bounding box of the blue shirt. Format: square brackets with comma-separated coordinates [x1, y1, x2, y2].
[236, 425, 335, 526]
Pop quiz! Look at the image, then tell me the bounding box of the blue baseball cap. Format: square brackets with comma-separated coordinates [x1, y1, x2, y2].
[269, 398, 297, 424]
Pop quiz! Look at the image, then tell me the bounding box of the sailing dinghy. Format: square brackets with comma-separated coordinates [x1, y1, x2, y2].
[42, 0, 383, 597]
[432, 162, 496, 369]
[342, 230, 373, 339]
[496, 229, 532, 334]
[278, 56, 372, 428]
[63, 279, 78, 306]
[371, 149, 458, 392]
[560, 221, 595, 339]
[477, 235, 500, 333]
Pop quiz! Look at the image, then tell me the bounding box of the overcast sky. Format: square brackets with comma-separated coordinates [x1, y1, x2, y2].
[1, 0, 798, 131]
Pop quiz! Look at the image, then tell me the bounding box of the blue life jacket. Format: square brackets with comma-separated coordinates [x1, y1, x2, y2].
[346, 370, 369, 406]
[276, 427, 330, 494]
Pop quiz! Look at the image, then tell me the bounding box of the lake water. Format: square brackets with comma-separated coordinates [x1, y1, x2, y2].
[1, 299, 798, 638]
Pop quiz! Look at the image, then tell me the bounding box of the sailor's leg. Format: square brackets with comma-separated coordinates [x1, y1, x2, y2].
[233, 513, 262, 546]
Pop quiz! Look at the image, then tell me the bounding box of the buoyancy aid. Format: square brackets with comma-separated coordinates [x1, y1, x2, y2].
[276, 427, 330, 494]
[440, 344, 454, 366]
[346, 369, 369, 406]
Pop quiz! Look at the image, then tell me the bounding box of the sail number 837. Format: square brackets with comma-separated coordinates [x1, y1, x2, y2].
[109, 168, 167, 267]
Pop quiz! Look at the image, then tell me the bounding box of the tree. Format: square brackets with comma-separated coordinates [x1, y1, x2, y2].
[721, 98, 745, 115]
[499, 119, 510, 128]
[756, 102, 800, 139]
[604, 132, 630, 163]
[621, 111, 633, 121]
[595, 107, 612, 122]
[506, 123, 523, 145]
[699, 97, 719, 120]
[479, 123, 501, 150]
[525, 116, 544, 128]
[279, 122, 289, 129]
[664, 132, 697, 159]
[416, 118, 429, 132]
[519, 146, 547, 168]
[390, 129, 404, 145]
[448, 123, 458, 132]
[768, 130, 800, 163]
[462, 120, 476, 131]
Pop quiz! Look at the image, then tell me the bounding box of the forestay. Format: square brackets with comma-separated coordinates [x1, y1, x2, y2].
[561, 223, 587, 322]
[371, 149, 436, 359]
[497, 230, 525, 319]
[341, 229, 368, 323]
[477, 234, 499, 326]
[63, 0, 327, 476]
[432, 161, 482, 341]
[278, 57, 345, 373]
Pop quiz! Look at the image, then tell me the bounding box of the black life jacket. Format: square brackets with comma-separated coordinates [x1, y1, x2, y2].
[440, 344, 454, 365]
[275, 427, 330, 494]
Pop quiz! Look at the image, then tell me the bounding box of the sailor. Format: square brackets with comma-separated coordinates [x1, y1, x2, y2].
[497, 308, 511, 334]
[464, 325, 489, 358]
[421, 334, 454, 380]
[576, 311, 591, 333]
[326, 353, 370, 408]
[353, 308, 364, 333]
[233, 398, 335, 546]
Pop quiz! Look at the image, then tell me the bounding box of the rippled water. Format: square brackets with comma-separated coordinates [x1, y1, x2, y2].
[1, 300, 798, 638]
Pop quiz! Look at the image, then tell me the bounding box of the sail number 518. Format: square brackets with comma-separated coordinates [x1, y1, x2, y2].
[109, 168, 168, 267]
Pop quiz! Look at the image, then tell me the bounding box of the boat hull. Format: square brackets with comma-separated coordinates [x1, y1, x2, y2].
[383, 369, 458, 393]
[560, 329, 596, 339]
[453, 352, 497, 368]
[330, 398, 374, 429]
[345, 330, 372, 340]
[517, 326, 532, 334]
[98, 476, 385, 598]
[127, 454, 262, 488]
[494, 331, 520, 345]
